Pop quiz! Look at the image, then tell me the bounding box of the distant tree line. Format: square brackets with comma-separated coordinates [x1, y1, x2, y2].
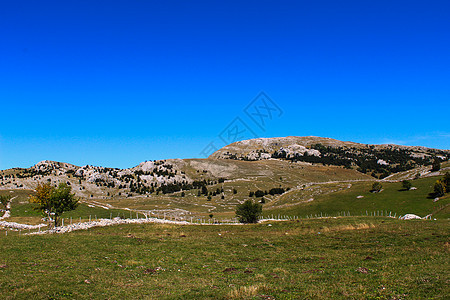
[272, 144, 448, 179]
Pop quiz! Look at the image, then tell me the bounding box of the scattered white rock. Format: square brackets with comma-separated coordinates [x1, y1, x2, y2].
[0, 220, 47, 230]
[278, 144, 321, 158]
[399, 214, 422, 220]
[135, 161, 155, 172]
[28, 217, 191, 235]
[377, 159, 389, 166]
[356, 195, 364, 199]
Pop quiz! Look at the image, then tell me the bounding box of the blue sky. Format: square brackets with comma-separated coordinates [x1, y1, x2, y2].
[1, 0, 449, 169]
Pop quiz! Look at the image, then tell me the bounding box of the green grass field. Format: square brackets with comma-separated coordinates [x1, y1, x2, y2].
[0, 218, 448, 299]
[264, 176, 450, 219]
[0, 189, 134, 226]
[1, 162, 449, 299]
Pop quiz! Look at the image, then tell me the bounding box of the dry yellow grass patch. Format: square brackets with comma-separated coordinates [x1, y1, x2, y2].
[315, 223, 375, 234]
[273, 267, 289, 274]
[227, 284, 268, 299]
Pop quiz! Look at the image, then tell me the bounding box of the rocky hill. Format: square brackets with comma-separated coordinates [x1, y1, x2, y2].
[0, 136, 448, 202]
[210, 136, 449, 178]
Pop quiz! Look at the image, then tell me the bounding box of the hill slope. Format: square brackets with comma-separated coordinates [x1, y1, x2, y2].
[1, 136, 449, 221]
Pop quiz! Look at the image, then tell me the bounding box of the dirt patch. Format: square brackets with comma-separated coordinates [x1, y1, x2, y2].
[223, 267, 237, 273]
[356, 267, 369, 274]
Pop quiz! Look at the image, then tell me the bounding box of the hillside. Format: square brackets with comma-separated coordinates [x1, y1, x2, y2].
[1, 136, 449, 224]
[210, 136, 450, 179]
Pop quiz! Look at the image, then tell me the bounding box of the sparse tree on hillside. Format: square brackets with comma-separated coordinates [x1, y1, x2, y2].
[235, 200, 262, 224]
[254, 190, 265, 198]
[0, 194, 12, 210]
[29, 182, 78, 227]
[443, 172, 450, 191]
[201, 185, 208, 195]
[371, 182, 383, 193]
[431, 159, 441, 172]
[433, 180, 445, 197]
[402, 180, 412, 191]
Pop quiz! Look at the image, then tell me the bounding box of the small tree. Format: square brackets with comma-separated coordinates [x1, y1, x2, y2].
[443, 172, 450, 191]
[433, 180, 445, 197]
[29, 182, 78, 227]
[235, 200, 262, 224]
[201, 185, 208, 195]
[371, 182, 382, 193]
[431, 159, 441, 172]
[254, 190, 265, 198]
[402, 180, 412, 191]
[0, 194, 12, 210]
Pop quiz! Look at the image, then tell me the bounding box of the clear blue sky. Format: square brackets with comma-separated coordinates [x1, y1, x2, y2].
[1, 0, 449, 169]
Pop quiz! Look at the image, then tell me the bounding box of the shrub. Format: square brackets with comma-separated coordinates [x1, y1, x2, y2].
[235, 200, 262, 224]
[433, 180, 445, 197]
[371, 182, 383, 193]
[0, 194, 12, 209]
[269, 187, 285, 195]
[254, 190, 265, 198]
[431, 159, 441, 172]
[402, 180, 412, 191]
[443, 172, 450, 191]
[29, 183, 78, 227]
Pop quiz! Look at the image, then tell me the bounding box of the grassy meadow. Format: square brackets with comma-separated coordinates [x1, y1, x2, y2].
[0, 217, 448, 299]
[265, 175, 450, 219]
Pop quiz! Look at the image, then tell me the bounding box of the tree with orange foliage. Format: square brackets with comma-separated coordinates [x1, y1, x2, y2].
[29, 182, 78, 227]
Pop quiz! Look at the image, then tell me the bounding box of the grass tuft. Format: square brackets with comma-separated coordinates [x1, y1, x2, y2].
[227, 284, 268, 299]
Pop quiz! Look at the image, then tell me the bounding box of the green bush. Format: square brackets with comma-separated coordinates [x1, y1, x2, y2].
[254, 190, 265, 197]
[443, 172, 450, 191]
[402, 180, 412, 191]
[371, 182, 383, 193]
[235, 200, 262, 224]
[433, 180, 445, 197]
[431, 159, 441, 172]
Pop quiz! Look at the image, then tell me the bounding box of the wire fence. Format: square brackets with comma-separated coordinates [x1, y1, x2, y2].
[1, 208, 436, 237]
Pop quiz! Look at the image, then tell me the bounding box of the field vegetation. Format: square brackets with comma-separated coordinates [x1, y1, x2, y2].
[0, 218, 448, 299]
